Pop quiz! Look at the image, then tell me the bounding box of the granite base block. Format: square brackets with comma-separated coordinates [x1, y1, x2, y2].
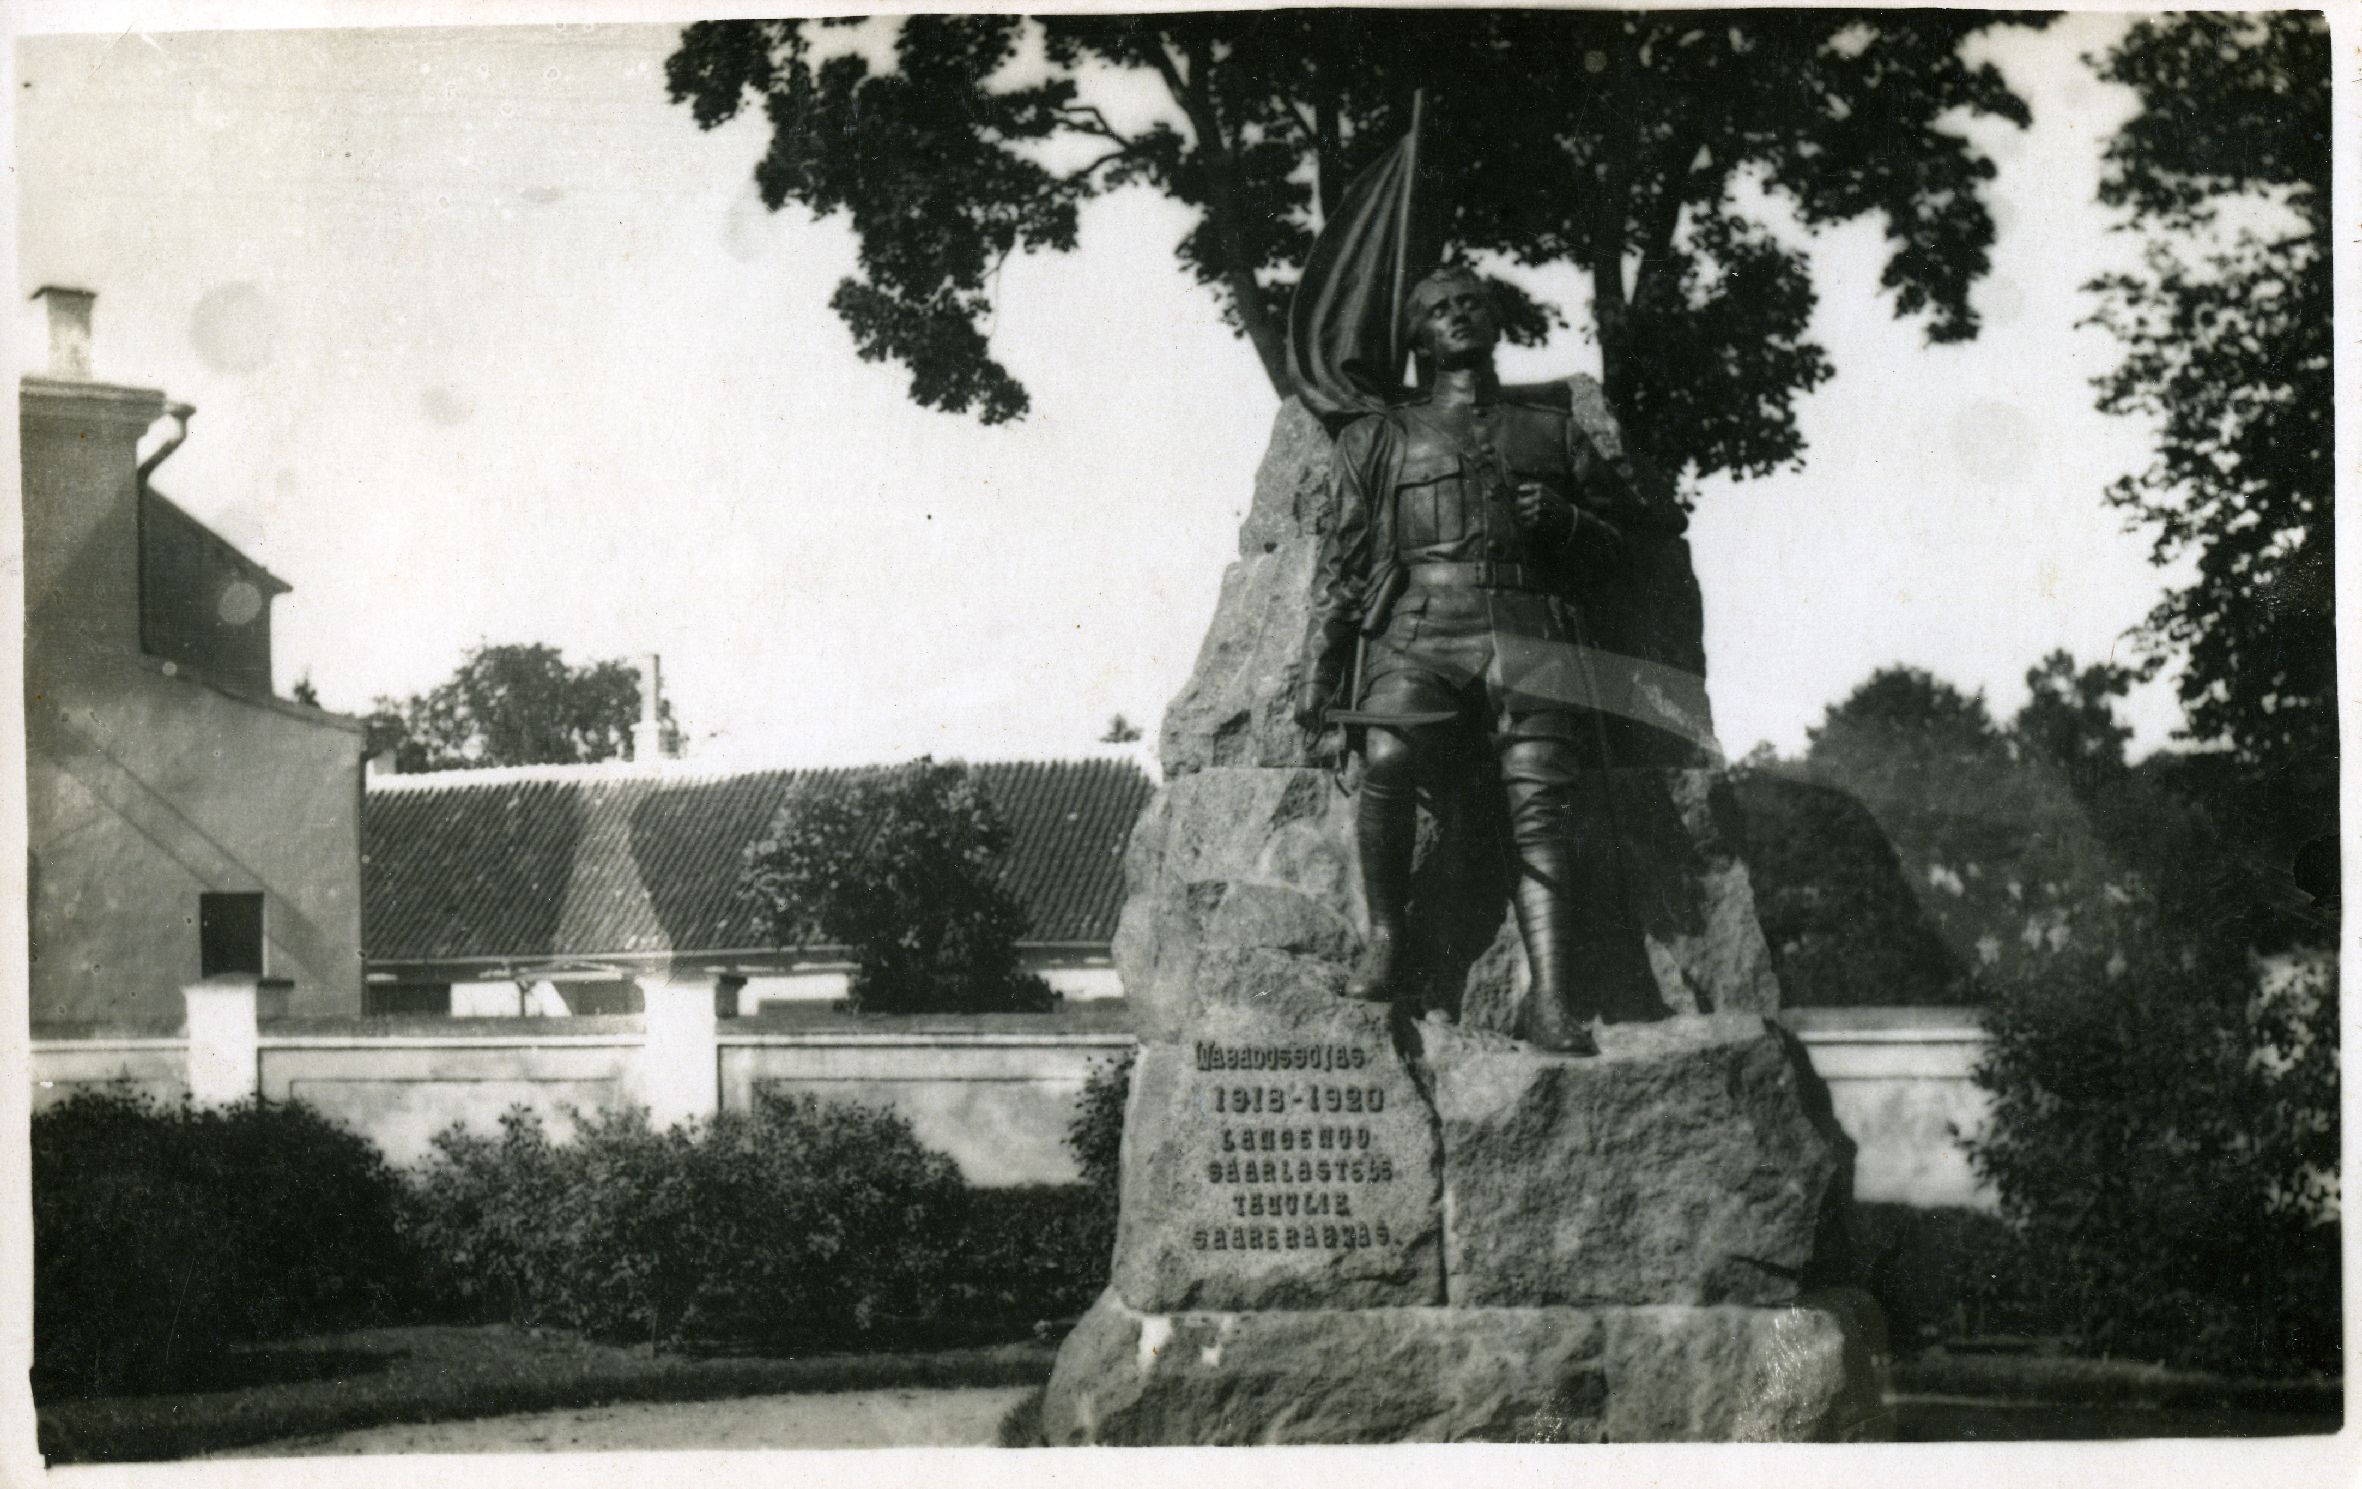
[1424, 1014, 1848, 1307]
[1040, 1288, 1891, 1445]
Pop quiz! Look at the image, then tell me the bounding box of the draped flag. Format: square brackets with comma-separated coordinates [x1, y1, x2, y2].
[1285, 93, 1450, 420]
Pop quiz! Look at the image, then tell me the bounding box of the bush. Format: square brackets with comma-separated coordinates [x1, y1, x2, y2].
[1966, 932, 2339, 1376]
[937, 1185, 1113, 1335]
[1067, 1048, 1134, 1201]
[32, 1090, 417, 1397]
[1848, 1203, 2050, 1352]
[403, 1093, 969, 1349]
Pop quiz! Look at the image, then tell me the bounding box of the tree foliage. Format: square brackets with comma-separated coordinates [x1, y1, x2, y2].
[2010, 649, 2133, 803]
[1779, 661, 2246, 992]
[364, 643, 681, 773]
[665, 11, 2040, 485]
[2086, 12, 2333, 782]
[739, 758, 1054, 1014]
[1765, 656, 2339, 1370]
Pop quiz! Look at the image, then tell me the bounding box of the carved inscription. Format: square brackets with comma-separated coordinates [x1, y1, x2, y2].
[1111, 1009, 1441, 1311]
[1188, 1042, 1403, 1255]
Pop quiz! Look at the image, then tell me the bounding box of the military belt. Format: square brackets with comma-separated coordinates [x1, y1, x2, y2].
[1404, 561, 1545, 592]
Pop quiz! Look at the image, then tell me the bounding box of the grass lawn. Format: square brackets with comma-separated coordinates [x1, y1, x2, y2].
[41, 1327, 2341, 1460]
[37, 1324, 1057, 1465]
[1890, 1351, 2342, 1440]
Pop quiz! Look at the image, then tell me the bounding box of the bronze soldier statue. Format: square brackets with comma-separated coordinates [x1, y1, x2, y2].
[1292, 265, 1688, 1055]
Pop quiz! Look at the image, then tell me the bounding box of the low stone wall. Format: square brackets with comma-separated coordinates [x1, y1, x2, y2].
[720, 1031, 1129, 1188]
[31, 1035, 188, 1110]
[31, 987, 1988, 1205]
[31, 985, 1135, 1185]
[259, 1025, 639, 1168]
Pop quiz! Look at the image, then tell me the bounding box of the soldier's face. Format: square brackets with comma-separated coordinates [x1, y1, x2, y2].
[1419, 286, 1499, 367]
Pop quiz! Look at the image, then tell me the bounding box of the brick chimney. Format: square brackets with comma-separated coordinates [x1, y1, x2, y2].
[31, 286, 96, 380]
[633, 653, 667, 761]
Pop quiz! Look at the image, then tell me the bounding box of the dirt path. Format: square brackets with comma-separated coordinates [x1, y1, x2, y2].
[212, 1386, 1034, 1456]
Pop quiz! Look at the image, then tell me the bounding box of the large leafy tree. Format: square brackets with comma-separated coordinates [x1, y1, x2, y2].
[2085, 12, 2333, 785]
[364, 643, 681, 773]
[665, 11, 2039, 485]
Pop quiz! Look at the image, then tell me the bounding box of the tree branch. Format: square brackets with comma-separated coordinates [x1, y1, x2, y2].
[1312, 85, 1342, 221]
[1630, 129, 1707, 313]
[1153, 32, 1295, 394]
[1587, 151, 1637, 400]
[1076, 144, 1140, 181]
[1058, 102, 1134, 147]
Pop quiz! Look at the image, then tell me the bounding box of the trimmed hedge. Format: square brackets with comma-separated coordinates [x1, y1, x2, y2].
[32, 1090, 419, 1398]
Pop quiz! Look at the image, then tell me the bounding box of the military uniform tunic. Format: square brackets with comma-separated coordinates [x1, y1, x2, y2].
[1304, 386, 1683, 741]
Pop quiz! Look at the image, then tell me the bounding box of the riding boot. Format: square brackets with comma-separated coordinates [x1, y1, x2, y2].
[1347, 781, 1418, 1003]
[1511, 840, 1599, 1056]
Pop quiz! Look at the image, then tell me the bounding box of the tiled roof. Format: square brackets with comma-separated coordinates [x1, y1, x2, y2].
[363, 758, 1153, 966]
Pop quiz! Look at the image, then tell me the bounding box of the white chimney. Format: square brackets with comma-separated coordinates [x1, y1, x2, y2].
[633, 653, 666, 762]
[31, 286, 95, 380]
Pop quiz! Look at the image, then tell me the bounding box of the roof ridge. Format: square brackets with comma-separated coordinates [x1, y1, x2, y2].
[367, 753, 1151, 794]
[364, 752, 1155, 961]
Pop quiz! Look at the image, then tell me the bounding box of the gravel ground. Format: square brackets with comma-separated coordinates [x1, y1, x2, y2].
[210, 1386, 1036, 1456]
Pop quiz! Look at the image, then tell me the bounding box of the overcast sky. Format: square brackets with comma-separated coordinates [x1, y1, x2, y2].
[14, 10, 2194, 771]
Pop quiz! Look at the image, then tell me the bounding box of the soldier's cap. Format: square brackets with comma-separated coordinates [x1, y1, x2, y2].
[1402, 265, 1492, 337]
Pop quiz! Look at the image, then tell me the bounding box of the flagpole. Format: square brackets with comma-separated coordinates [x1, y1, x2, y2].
[1387, 88, 1428, 385]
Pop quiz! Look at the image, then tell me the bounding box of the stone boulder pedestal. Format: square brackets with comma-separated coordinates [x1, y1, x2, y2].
[1042, 1007, 1887, 1444]
[1044, 399, 1887, 1444]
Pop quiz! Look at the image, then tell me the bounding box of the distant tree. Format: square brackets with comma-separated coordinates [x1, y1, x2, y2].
[2085, 13, 2332, 784]
[289, 674, 322, 709]
[1729, 765, 1968, 1009]
[365, 643, 682, 774]
[739, 759, 1055, 1015]
[665, 12, 2042, 487]
[1798, 665, 2127, 989]
[1098, 714, 1143, 745]
[1804, 666, 2007, 797]
[2010, 650, 2133, 802]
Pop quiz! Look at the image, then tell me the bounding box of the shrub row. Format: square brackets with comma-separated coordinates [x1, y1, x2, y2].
[34, 1086, 1119, 1398]
[399, 1093, 1117, 1350]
